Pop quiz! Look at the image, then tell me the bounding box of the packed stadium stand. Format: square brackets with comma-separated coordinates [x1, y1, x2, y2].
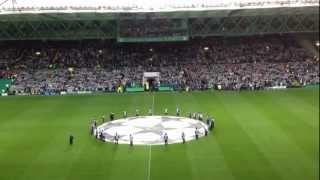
[0, 0, 318, 96]
[0, 35, 318, 95]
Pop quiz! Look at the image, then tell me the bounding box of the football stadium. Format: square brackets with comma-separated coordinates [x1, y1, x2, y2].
[0, 0, 319, 180]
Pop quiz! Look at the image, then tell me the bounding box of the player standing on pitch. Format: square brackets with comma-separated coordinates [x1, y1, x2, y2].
[129, 134, 133, 146]
[99, 131, 104, 140]
[69, 134, 74, 145]
[90, 122, 95, 135]
[110, 112, 114, 121]
[181, 132, 186, 144]
[164, 108, 168, 115]
[176, 107, 180, 116]
[164, 133, 168, 145]
[95, 128, 99, 139]
[199, 113, 203, 121]
[192, 112, 196, 119]
[114, 133, 119, 144]
[211, 117, 215, 130]
[195, 128, 199, 140]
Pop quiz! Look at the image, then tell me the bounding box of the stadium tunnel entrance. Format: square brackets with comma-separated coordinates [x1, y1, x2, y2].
[146, 78, 156, 91]
[143, 72, 160, 91]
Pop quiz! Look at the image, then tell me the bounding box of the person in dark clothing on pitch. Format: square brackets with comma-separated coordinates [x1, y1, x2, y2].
[99, 131, 105, 140]
[69, 134, 74, 145]
[114, 133, 119, 144]
[211, 118, 215, 130]
[90, 123, 95, 135]
[164, 133, 168, 145]
[110, 113, 114, 121]
[181, 132, 186, 144]
[130, 134, 133, 146]
[195, 128, 199, 140]
[95, 129, 99, 139]
[205, 129, 208, 136]
[207, 117, 215, 131]
[206, 116, 210, 125]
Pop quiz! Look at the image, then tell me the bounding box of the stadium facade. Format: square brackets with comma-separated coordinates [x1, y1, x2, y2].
[0, 0, 318, 41]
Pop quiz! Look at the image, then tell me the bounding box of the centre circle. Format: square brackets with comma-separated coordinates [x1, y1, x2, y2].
[95, 116, 209, 145]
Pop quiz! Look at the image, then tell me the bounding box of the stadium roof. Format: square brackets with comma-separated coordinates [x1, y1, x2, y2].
[0, 0, 318, 41]
[0, 6, 317, 22]
[0, 0, 318, 13]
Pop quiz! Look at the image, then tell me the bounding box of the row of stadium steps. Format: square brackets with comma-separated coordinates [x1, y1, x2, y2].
[0, 78, 13, 94]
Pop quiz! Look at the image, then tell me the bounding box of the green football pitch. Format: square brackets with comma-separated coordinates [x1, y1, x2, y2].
[0, 89, 318, 180]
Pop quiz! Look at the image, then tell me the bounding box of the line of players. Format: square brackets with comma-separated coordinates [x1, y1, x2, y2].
[89, 107, 215, 146]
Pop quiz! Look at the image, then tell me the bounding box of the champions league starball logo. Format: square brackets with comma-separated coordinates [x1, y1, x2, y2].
[95, 116, 209, 145]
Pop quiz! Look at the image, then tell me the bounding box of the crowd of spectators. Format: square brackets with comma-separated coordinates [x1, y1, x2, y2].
[0, 35, 318, 95]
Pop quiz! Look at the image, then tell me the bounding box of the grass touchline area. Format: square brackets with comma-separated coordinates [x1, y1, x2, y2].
[0, 89, 318, 180]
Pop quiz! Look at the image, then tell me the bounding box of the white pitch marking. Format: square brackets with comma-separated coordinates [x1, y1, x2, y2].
[147, 145, 152, 180]
[152, 93, 155, 115]
[97, 116, 208, 145]
[148, 93, 154, 180]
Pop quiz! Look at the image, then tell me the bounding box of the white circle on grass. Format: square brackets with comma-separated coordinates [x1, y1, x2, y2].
[96, 116, 208, 145]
